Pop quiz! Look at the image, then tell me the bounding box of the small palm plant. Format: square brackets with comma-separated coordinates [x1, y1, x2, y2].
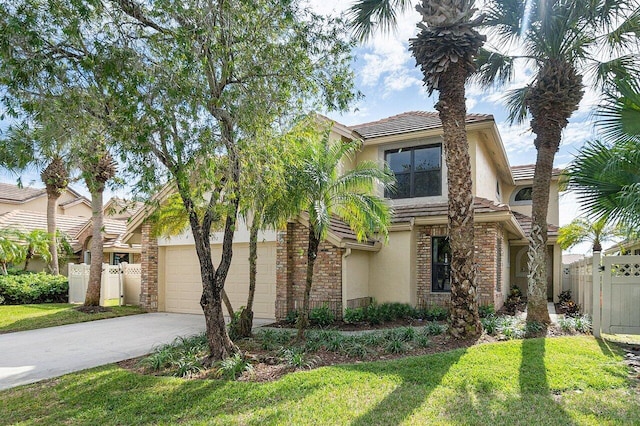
[287, 127, 395, 340]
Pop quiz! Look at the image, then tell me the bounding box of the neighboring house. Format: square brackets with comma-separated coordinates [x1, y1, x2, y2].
[604, 239, 640, 256]
[0, 183, 141, 272]
[126, 111, 563, 320]
[0, 182, 92, 217]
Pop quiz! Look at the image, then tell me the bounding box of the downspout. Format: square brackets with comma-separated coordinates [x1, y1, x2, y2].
[341, 248, 352, 318]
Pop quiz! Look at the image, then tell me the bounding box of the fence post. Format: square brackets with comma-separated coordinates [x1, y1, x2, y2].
[592, 251, 601, 338]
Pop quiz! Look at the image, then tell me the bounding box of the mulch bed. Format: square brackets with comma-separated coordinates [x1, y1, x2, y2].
[264, 318, 442, 331]
[74, 306, 112, 314]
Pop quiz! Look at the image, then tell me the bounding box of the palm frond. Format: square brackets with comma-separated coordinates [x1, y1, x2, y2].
[503, 86, 530, 124]
[474, 48, 516, 87]
[348, 0, 412, 42]
[596, 77, 640, 143]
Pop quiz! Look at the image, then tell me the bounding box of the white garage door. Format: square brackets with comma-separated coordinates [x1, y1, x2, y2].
[163, 242, 277, 319]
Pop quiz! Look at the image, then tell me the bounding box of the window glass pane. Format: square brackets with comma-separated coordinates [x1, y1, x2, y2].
[515, 187, 532, 201]
[432, 237, 451, 292]
[388, 173, 410, 199]
[414, 170, 441, 197]
[414, 146, 440, 171]
[386, 150, 412, 173]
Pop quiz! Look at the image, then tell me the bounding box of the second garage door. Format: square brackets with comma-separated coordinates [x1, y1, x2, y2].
[163, 242, 277, 319]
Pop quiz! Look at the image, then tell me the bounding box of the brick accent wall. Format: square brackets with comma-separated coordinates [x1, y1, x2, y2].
[416, 223, 504, 309]
[275, 222, 343, 320]
[140, 222, 158, 311]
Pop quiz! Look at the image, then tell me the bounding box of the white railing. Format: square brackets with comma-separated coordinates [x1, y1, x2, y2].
[68, 262, 142, 306]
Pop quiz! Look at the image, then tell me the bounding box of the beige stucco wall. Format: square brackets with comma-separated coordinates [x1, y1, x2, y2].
[61, 203, 92, 217]
[470, 132, 501, 203]
[368, 230, 414, 304]
[343, 250, 370, 301]
[506, 181, 560, 226]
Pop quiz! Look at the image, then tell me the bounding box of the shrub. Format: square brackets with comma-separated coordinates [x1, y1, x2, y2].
[364, 304, 383, 325]
[421, 305, 448, 321]
[309, 304, 335, 326]
[478, 304, 495, 318]
[341, 339, 370, 359]
[0, 272, 68, 304]
[423, 321, 446, 336]
[139, 333, 208, 377]
[280, 347, 317, 369]
[415, 335, 431, 348]
[481, 315, 499, 335]
[285, 309, 298, 325]
[343, 307, 365, 324]
[384, 337, 408, 354]
[558, 315, 592, 334]
[217, 353, 253, 380]
[359, 331, 384, 347]
[560, 300, 581, 317]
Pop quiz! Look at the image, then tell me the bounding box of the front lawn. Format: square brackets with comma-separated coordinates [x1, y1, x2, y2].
[2, 336, 637, 425]
[0, 303, 146, 333]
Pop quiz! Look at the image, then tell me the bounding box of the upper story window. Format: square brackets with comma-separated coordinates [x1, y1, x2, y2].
[385, 144, 442, 199]
[511, 186, 533, 205]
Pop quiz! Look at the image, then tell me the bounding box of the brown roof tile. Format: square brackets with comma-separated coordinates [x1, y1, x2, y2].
[0, 210, 88, 251]
[350, 111, 494, 139]
[391, 197, 510, 223]
[512, 212, 559, 237]
[511, 164, 563, 181]
[0, 183, 46, 203]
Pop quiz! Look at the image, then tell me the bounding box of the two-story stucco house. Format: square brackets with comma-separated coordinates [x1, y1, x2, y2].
[128, 111, 562, 320]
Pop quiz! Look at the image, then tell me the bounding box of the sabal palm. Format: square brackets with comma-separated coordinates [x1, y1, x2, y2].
[350, 0, 485, 337]
[289, 131, 394, 340]
[477, 0, 640, 323]
[558, 217, 623, 252]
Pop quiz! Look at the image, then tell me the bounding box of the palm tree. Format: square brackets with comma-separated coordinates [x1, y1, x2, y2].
[20, 229, 52, 272]
[349, 0, 485, 337]
[558, 217, 623, 252]
[566, 78, 640, 230]
[476, 0, 640, 323]
[40, 157, 69, 275]
[81, 148, 117, 307]
[288, 129, 394, 340]
[0, 229, 25, 275]
[566, 139, 640, 231]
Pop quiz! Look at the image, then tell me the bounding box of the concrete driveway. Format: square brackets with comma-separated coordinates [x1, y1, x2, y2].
[0, 312, 206, 391]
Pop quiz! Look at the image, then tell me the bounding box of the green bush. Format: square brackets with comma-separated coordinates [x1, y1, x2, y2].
[343, 307, 365, 324]
[0, 272, 68, 304]
[478, 304, 495, 318]
[309, 304, 335, 326]
[285, 309, 298, 324]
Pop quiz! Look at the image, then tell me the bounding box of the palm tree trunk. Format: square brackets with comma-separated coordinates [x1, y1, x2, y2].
[46, 193, 60, 275]
[526, 145, 554, 324]
[84, 189, 104, 306]
[239, 216, 259, 337]
[23, 249, 33, 271]
[297, 224, 319, 341]
[435, 60, 481, 339]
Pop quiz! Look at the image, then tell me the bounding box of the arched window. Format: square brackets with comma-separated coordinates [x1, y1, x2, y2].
[511, 186, 533, 205]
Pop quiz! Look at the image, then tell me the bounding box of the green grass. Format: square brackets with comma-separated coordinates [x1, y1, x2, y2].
[1, 336, 637, 425]
[0, 303, 146, 333]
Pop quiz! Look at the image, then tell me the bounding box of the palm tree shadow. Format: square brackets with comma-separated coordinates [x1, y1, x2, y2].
[519, 338, 574, 422]
[339, 347, 468, 425]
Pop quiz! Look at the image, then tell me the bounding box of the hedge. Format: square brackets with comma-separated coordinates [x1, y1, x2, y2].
[0, 272, 69, 305]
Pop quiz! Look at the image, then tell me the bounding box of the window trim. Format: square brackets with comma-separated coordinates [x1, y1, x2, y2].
[510, 185, 533, 206]
[384, 144, 442, 199]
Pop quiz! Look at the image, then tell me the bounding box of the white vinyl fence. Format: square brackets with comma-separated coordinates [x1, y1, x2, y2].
[68, 262, 142, 306]
[565, 252, 640, 337]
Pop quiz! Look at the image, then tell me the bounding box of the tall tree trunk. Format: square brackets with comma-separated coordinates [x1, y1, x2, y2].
[239, 216, 259, 337]
[46, 193, 60, 275]
[23, 249, 33, 271]
[297, 225, 320, 341]
[435, 60, 481, 339]
[526, 145, 555, 324]
[84, 189, 104, 306]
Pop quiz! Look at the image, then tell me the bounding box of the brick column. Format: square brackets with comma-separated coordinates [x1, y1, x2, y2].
[140, 222, 158, 311]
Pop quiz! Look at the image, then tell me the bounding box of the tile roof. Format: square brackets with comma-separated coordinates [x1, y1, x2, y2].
[0, 210, 88, 251]
[512, 212, 559, 237]
[391, 197, 510, 223]
[104, 198, 146, 220]
[328, 216, 378, 245]
[102, 219, 132, 249]
[511, 164, 563, 181]
[350, 111, 494, 139]
[0, 183, 46, 203]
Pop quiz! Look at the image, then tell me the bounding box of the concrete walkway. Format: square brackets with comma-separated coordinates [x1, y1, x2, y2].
[0, 313, 207, 391]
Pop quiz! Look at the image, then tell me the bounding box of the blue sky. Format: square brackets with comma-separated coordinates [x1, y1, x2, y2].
[1, 1, 601, 253]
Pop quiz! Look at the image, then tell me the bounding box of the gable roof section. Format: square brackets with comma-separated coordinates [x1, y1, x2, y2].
[512, 211, 559, 238]
[0, 210, 87, 251]
[511, 164, 563, 182]
[0, 183, 46, 204]
[350, 111, 494, 139]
